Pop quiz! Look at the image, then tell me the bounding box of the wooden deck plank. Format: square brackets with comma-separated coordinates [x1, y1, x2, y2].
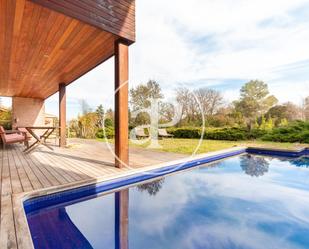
[31, 151, 70, 185]
[0, 195, 17, 249]
[45, 153, 98, 179]
[7, 148, 23, 194]
[21, 148, 61, 187]
[1, 149, 12, 196]
[58, 152, 115, 176]
[10, 148, 33, 193]
[39, 149, 85, 182]
[41, 149, 116, 177]
[16, 147, 52, 189]
[0, 139, 186, 249]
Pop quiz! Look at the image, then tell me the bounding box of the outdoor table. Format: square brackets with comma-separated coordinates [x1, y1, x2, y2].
[23, 126, 58, 152]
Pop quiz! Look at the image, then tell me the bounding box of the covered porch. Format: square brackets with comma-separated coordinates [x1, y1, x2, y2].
[0, 0, 135, 167]
[0, 0, 138, 248]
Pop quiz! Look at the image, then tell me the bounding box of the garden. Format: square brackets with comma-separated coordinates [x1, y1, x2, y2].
[69, 80, 309, 154]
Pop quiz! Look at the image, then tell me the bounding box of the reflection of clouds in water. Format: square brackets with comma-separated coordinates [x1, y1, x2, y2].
[61, 156, 309, 249]
[190, 172, 309, 223]
[181, 222, 302, 249]
[131, 178, 194, 235]
[132, 162, 309, 247]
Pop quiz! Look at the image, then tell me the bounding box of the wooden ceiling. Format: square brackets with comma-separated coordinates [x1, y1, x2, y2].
[32, 0, 135, 42]
[0, 0, 135, 99]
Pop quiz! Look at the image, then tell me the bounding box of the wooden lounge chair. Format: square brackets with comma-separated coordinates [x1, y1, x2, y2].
[158, 128, 174, 138]
[134, 127, 148, 139]
[0, 126, 29, 149]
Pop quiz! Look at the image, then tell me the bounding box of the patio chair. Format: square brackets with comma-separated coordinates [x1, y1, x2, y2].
[17, 127, 32, 140]
[158, 128, 174, 138]
[0, 126, 29, 149]
[134, 127, 148, 139]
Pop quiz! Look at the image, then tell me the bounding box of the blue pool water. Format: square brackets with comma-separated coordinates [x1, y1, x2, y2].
[26, 154, 309, 249]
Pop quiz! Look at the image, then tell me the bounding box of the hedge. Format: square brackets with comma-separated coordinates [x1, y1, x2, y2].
[167, 127, 264, 141]
[168, 122, 309, 143]
[95, 121, 309, 143]
[167, 127, 202, 139]
[261, 121, 309, 143]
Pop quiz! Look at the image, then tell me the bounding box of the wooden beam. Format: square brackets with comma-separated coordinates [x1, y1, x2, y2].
[114, 40, 129, 168]
[115, 190, 129, 249]
[59, 83, 66, 147]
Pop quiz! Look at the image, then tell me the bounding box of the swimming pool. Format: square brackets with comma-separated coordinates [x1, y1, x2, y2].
[25, 153, 309, 249]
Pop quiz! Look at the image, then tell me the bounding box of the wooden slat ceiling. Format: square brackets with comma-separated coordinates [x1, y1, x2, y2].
[32, 0, 136, 43]
[0, 0, 133, 99]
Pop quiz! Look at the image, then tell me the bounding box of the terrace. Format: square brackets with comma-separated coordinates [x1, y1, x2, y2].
[0, 139, 186, 248]
[0, 0, 138, 247]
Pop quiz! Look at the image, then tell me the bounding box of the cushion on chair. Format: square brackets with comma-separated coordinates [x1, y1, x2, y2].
[4, 134, 25, 143]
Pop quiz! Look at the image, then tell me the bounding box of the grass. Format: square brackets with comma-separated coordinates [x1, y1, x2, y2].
[97, 138, 307, 155]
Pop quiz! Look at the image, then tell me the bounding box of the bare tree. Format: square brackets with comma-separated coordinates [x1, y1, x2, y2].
[159, 102, 175, 123]
[267, 102, 303, 122]
[176, 87, 224, 125]
[176, 87, 197, 124]
[285, 102, 303, 120]
[194, 88, 224, 116]
[303, 97, 309, 120]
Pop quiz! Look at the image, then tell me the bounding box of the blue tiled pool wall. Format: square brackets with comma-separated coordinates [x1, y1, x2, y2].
[24, 147, 308, 215]
[247, 147, 309, 157]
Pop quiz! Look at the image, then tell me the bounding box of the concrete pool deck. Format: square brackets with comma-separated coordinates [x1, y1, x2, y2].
[0, 138, 307, 249]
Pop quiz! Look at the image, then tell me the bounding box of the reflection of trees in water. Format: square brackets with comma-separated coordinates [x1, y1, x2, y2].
[137, 178, 165, 196]
[240, 155, 269, 177]
[280, 157, 309, 168]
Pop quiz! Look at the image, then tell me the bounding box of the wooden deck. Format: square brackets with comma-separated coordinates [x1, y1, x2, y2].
[0, 138, 185, 249]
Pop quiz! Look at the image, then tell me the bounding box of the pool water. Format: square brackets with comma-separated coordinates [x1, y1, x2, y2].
[26, 155, 309, 249]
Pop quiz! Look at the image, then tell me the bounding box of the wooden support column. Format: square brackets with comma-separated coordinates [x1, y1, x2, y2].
[59, 83, 66, 147]
[114, 40, 129, 168]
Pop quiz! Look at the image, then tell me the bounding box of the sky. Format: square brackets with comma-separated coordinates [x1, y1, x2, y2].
[2, 0, 309, 119]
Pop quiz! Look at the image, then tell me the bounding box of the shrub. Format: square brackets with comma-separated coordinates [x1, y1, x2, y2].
[96, 127, 115, 139]
[104, 118, 113, 127]
[168, 127, 251, 141]
[248, 128, 268, 139]
[205, 127, 248, 141]
[261, 121, 309, 143]
[0, 120, 12, 130]
[167, 122, 309, 142]
[167, 127, 202, 139]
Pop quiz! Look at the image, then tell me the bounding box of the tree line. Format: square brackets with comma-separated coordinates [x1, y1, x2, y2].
[69, 79, 309, 139]
[129, 79, 309, 129]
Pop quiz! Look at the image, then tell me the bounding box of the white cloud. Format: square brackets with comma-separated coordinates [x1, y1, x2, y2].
[132, 0, 309, 100]
[43, 0, 309, 118]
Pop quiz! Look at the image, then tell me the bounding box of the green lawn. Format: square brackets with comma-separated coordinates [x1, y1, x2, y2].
[97, 138, 307, 155]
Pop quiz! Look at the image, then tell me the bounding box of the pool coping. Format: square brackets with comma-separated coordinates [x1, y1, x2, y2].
[13, 146, 309, 249]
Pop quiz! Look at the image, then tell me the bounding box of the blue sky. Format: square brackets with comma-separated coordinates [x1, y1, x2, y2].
[3, 0, 308, 119]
